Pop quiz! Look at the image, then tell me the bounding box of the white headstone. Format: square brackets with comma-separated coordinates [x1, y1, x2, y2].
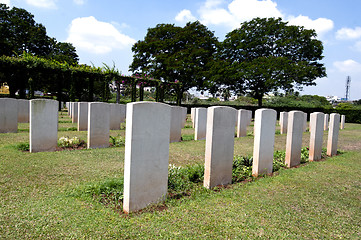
[280, 112, 288, 134]
[327, 113, 340, 156]
[324, 114, 329, 131]
[237, 109, 250, 137]
[252, 109, 277, 176]
[285, 111, 304, 167]
[77, 102, 88, 131]
[191, 108, 196, 128]
[120, 104, 126, 123]
[17, 99, 29, 123]
[0, 98, 18, 133]
[181, 107, 187, 128]
[204, 106, 237, 189]
[69, 102, 72, 117]
[87, 102, 110, 149]
[303, 112, 307, 132]
[30, 99, 58, 152]
[194, 108, 207, 140]
[71, 102, 78, 123]
[340, 115, 345, 129]
[123, 102, 171, 213]
[109, 103, 122, 130]
[170, 106, 183, 143]
[309, 112, 325, 161]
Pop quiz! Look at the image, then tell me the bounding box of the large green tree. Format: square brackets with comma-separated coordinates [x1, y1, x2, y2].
[220, 17, 326, 106]
[130, 21, 218, 103]
[0, 4, 78, 63]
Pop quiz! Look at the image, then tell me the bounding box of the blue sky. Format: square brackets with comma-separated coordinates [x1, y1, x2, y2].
[2, 0, 361, 100]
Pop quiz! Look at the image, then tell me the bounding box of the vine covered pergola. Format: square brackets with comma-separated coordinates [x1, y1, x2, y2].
[0, 54, 182, 109]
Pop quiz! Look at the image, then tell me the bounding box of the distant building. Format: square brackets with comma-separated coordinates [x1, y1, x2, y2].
[326, 95, 342, 104]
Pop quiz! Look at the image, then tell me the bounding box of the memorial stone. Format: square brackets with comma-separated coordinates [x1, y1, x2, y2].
[29, 99, 58, 152]
[340, 115, 345, 129]
[17, 99, 29, 123]
[252, 109, 277, 176]
[327, 113, 340, 156]
[309, 112, 324, 161]
[87, 102, 110, 149]
[204, 106, 237, 188]
[123, 102, 171, 213]
[285, 111, 304, 167]
[170, 106, 183, 143]
[0, 98, 18, 133]
[77, 102, 88, 131]
[280, 112, 288, 134]
[71, 102, 78, 123]
[194, 108, 207, 140]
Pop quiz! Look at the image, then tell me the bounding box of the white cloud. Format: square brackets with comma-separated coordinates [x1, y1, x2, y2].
[25, 0, 56, 9]
[175, 9, 197, 23]
[73, 0, 85, 5]
[176, 0, 333, 38]
[287, 15, 334, 38]
[333, 59, 361, 73]
[66, 16, 136, 54]
[336, 27, 361, 40]
[0, 0, 10, 6]
[228, 0, 283, 23]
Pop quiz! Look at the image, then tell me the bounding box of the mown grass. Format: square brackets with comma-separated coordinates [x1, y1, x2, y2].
[0, 113, 360, 239]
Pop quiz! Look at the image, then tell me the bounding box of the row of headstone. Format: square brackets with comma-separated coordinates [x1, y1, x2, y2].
[191, 107, 252, 140]
[123, 104, 343, 213]
[66, 102, 126, 131]
[0, 98, 60, 133]
[280, 112, 346, 134]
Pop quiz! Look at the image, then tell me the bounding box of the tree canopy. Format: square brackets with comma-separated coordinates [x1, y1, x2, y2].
[130, 21, 218, 103]
[0, 3, 78, 64]
[216, 17, 326, 106]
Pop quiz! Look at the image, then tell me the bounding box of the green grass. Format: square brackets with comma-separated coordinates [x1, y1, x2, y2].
[0, 114, 360, 238]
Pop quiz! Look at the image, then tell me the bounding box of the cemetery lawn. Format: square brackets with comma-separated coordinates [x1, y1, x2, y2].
[0, 113, 360, 239]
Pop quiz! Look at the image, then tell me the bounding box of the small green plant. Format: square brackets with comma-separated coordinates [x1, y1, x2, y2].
[58, 136, 86, 149]
[73, 178, 124, 209]
[300, 147, 309, 163]
[168, 164, 204, 194]
[109, 135, 125, 147]
[232, 156, 253, 182]
[182, 134, 194, 141]
[16, 142, 29, 151]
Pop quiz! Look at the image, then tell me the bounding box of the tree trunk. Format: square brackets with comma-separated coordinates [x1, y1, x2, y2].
[257, 95, 263, 107]
[116, 81, 120, 104]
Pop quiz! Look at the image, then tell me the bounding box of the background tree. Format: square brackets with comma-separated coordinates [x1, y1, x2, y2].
[221, 17, 326, 106]
[0, 4, 78, 63]
[48, 38, 79, 65]
[130, 21, 218, 104]
[0, 4, 79, 98]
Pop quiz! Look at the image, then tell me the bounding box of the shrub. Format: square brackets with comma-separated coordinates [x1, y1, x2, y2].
[58, 136, 86, 149]
[16, 142, 29, 151]
[109, 135, 125, 147]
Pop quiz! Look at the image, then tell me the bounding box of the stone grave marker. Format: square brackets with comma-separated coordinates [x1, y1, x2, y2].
[30, 99, 58, 152]
[327, 113, 340, 156]
[309, 112, 325, 161]
[87, 102, 110, 149]
[252, 109, 277, 176]
[204, 106, 237, 189]
[123, 102, 171, 213]
[285, 111, 304, 167]
[0, 98, 18, 133]
[194, 108, 207, 140]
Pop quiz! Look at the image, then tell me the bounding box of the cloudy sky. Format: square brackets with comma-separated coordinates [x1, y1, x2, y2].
[2, 0, 361, 100]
